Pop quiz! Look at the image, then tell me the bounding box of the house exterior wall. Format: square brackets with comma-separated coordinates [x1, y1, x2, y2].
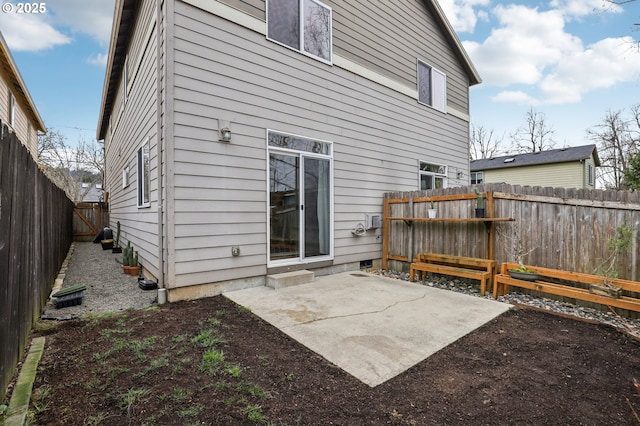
[482, 160, 594, 189]
[167, 0, 470, 291]
[103, 0, 162, 278]
[219, 0, 471, 117]
[0, 69, 38, 159]
[103, 0, 476, 299]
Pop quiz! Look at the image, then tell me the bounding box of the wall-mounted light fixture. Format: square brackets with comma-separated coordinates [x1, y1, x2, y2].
[457, 171, 464, 179]
[219, 120, 232, 142]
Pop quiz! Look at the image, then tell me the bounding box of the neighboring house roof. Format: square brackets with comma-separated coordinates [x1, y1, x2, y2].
[470, 144, 601, 171]
[0, 32, 45, 132]
[79, 182, 104, 203]
[96, 0, 481, 140]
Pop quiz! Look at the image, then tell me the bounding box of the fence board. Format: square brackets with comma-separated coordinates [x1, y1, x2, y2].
[385, 183, 640, 281]
[0, 121, 73, 401]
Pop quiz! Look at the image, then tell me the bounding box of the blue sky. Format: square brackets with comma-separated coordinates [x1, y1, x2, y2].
[0, 0, 638, 152]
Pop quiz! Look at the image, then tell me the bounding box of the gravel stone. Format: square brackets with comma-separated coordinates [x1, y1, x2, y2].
[368, 269, 640, 336]
[42, 241, 157, 318]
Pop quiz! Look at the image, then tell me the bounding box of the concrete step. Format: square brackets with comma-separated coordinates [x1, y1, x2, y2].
[267, 270, 314, 289]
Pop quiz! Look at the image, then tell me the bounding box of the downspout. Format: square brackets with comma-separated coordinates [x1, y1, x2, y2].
[156, 0, 166, 302]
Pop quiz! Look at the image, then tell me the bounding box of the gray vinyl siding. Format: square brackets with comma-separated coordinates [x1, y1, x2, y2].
[221, 0, 470, 113]
[221, 0, 264, 19]
[105, 0, 161, 277]
[171, 1, 469, 285]
[0, 74, 38, 159]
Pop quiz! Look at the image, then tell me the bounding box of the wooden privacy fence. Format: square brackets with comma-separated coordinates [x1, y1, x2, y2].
[74, 202, 109, 241]
[0, 121, 74, 401]
[384, 183, 640, 282]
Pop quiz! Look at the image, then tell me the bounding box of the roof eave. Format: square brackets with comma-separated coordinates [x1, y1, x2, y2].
[96, 0, 138, 140]
[0, 32, 46, 133]
[425, 0, 481, 86]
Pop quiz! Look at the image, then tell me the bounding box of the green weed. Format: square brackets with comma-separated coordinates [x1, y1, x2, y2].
[83, 412, 108, 425]
[225, 364, 242, 378]
[192, 328, 224, 348]
[134, 354, 169, 378]
[93, 339, 126, 360]
[118, 388, 150, 417]
[172, 388, 190, 403]
[171, 333, 189, 343]
[244, 405, 265, 422]
[200, 349, 225, 374]
[177, 404, 202, 418]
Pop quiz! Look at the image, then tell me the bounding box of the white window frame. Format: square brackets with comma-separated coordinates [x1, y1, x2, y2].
[588, 163, 594, 186]
[137, 138, 150, 208]
[417, 60, 446, 113]
[266, 0, 333, 65]
[471, 171, 484, 185]
[419, 161, 448, 190]
[267, 129, 334, 267]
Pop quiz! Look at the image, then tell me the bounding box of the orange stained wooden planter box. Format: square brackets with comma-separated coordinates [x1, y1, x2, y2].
[410, 253, 497, 297]
[494, 262, 640, 313]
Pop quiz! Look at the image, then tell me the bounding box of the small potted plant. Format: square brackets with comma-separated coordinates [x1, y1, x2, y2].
[474, 188, 485, 218]
[121, 241, 141, 276]
[427, 200, 437, 219]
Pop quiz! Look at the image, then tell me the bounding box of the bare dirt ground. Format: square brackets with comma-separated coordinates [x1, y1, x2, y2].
[23, 295, 640, 425]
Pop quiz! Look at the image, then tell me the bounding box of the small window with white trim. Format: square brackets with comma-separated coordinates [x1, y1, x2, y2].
[137, 139, 150, 207]
[417, 60, 446, 112]
[267, 0, 332, 63]
[471, 171, 484, 185]
[419, 161, 447, 190]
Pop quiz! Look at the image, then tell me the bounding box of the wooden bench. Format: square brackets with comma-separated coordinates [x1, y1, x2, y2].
[410, 253, 497, 296]
[494, 262, 640, 313]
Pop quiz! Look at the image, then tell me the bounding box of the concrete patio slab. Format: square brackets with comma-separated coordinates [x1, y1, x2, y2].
[224, 271, 511, 387]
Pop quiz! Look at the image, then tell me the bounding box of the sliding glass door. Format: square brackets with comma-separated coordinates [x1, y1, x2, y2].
[268, 131, 332, 264]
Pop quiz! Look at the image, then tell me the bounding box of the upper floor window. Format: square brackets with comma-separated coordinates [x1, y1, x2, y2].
[471, 171, 484, 185]
[417, 60, 446, 113]
[137, 138, 150, 208]
[267, 0, 332, 64]
[419, 161, 447, 190]
[588, 163, 594, 186]
[8, 92, 16, 127]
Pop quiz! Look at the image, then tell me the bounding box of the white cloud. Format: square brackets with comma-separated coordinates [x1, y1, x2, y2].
[0, 0, 114, 52]
[540, 37, 640, 104]
[461, 2, 639, 105]
[87, 53, 108, 67]
[491, 90, 539, 105]
[549, 0, 623, 18]
[48, 0, 115, 46]
[0, 11, 71, 51]
[437, 0, 491, 33]
[463, 5, 582, 87]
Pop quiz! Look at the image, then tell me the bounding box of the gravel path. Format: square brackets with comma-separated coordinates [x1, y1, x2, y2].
[42, 242, 157, 318]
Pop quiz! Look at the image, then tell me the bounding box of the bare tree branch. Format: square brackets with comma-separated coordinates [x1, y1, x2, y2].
[38, 127, 104, 203]
[510, 106, 556, 153]
[587, 105, 640, 189]
[469, 124, 505, 160]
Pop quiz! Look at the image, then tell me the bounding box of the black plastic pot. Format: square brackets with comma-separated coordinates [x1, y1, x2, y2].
[475, 208, 485, 218]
